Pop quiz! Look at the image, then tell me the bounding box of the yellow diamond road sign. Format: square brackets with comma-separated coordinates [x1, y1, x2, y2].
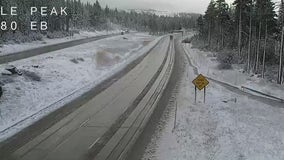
[192, 74, 209, 90]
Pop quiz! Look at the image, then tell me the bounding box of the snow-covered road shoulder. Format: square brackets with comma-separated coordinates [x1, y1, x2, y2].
[142, 44, 284, 160]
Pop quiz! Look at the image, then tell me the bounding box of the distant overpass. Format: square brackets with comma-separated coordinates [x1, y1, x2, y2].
[171, 30, 184, 36]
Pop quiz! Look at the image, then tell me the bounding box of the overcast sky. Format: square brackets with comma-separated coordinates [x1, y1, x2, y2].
[85, 0, 279, 14]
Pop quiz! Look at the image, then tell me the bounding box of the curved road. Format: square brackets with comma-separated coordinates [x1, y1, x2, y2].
[126, 35, 185, 160]
[126, 35, 284, 160]
[0, 36, 174, 160]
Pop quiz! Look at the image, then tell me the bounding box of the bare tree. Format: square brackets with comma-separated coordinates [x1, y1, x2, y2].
[247, 1, 253, 72]
[279, 0, 284, 84]
[279, 27, 284, 84]
[238, 6, 242, 57]
[208, 22, 212, 47]
[262, 21, 268, 78]
[255, 22, 261, 73]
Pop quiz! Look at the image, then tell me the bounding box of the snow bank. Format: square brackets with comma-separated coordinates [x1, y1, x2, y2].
[143, 51, 284, 160]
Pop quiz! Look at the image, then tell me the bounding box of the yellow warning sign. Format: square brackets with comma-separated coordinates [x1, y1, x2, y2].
[192, 74, 209, 90]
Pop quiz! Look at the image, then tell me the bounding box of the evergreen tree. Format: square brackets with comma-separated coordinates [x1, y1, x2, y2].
[216, 0, 230, 49]
[233, 0, 251, 57]
[204, 0, 216, 47]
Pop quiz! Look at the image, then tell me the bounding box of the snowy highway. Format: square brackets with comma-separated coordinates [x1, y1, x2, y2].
[0, 33, 156, 141]
[1, 0, 283, 159]
[0, 33, 119, 64]
[0, 35, 175, 160]
[1, 33, 284, 160]
[128, 35, 284, 160]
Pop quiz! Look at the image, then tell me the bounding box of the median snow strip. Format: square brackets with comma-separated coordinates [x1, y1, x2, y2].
[0, 33, 159, 141]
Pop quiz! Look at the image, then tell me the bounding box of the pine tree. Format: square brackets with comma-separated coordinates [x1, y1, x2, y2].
[255, 0, 277, 76]
[204, 0, 216, 47]
[216, 0, 230, 49]
[233, 0, 251, 58]
[247, 0, 254, 72]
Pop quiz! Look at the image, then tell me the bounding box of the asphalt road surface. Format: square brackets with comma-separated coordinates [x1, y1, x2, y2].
[0, 35, 174, 160]
[0, 34, 118, 64]
[127, 35, 284, 160]
[126, 36, 186, 160]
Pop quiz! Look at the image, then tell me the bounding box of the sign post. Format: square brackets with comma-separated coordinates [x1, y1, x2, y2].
[204, 87, 206, 103]
[194, 86, 197, 103]
[192, 74, 209, 103]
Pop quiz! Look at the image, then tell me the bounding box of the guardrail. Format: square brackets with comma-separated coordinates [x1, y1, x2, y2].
[182, 43, 284, 104]
[241, 86, 284, 103]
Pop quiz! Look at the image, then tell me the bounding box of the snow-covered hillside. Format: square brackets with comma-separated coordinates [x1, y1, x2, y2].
[127, 9, 174, 17]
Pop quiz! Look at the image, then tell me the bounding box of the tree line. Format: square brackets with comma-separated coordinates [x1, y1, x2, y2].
[196, 0, 284, 84]
[0, 0, 198, 43]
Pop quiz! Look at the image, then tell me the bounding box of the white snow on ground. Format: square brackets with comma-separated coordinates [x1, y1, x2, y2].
[0, 30, 120, 56]
[0, 33, 159, 141]
[183, 43, 284, 100]
[142, 47, 284, 160]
